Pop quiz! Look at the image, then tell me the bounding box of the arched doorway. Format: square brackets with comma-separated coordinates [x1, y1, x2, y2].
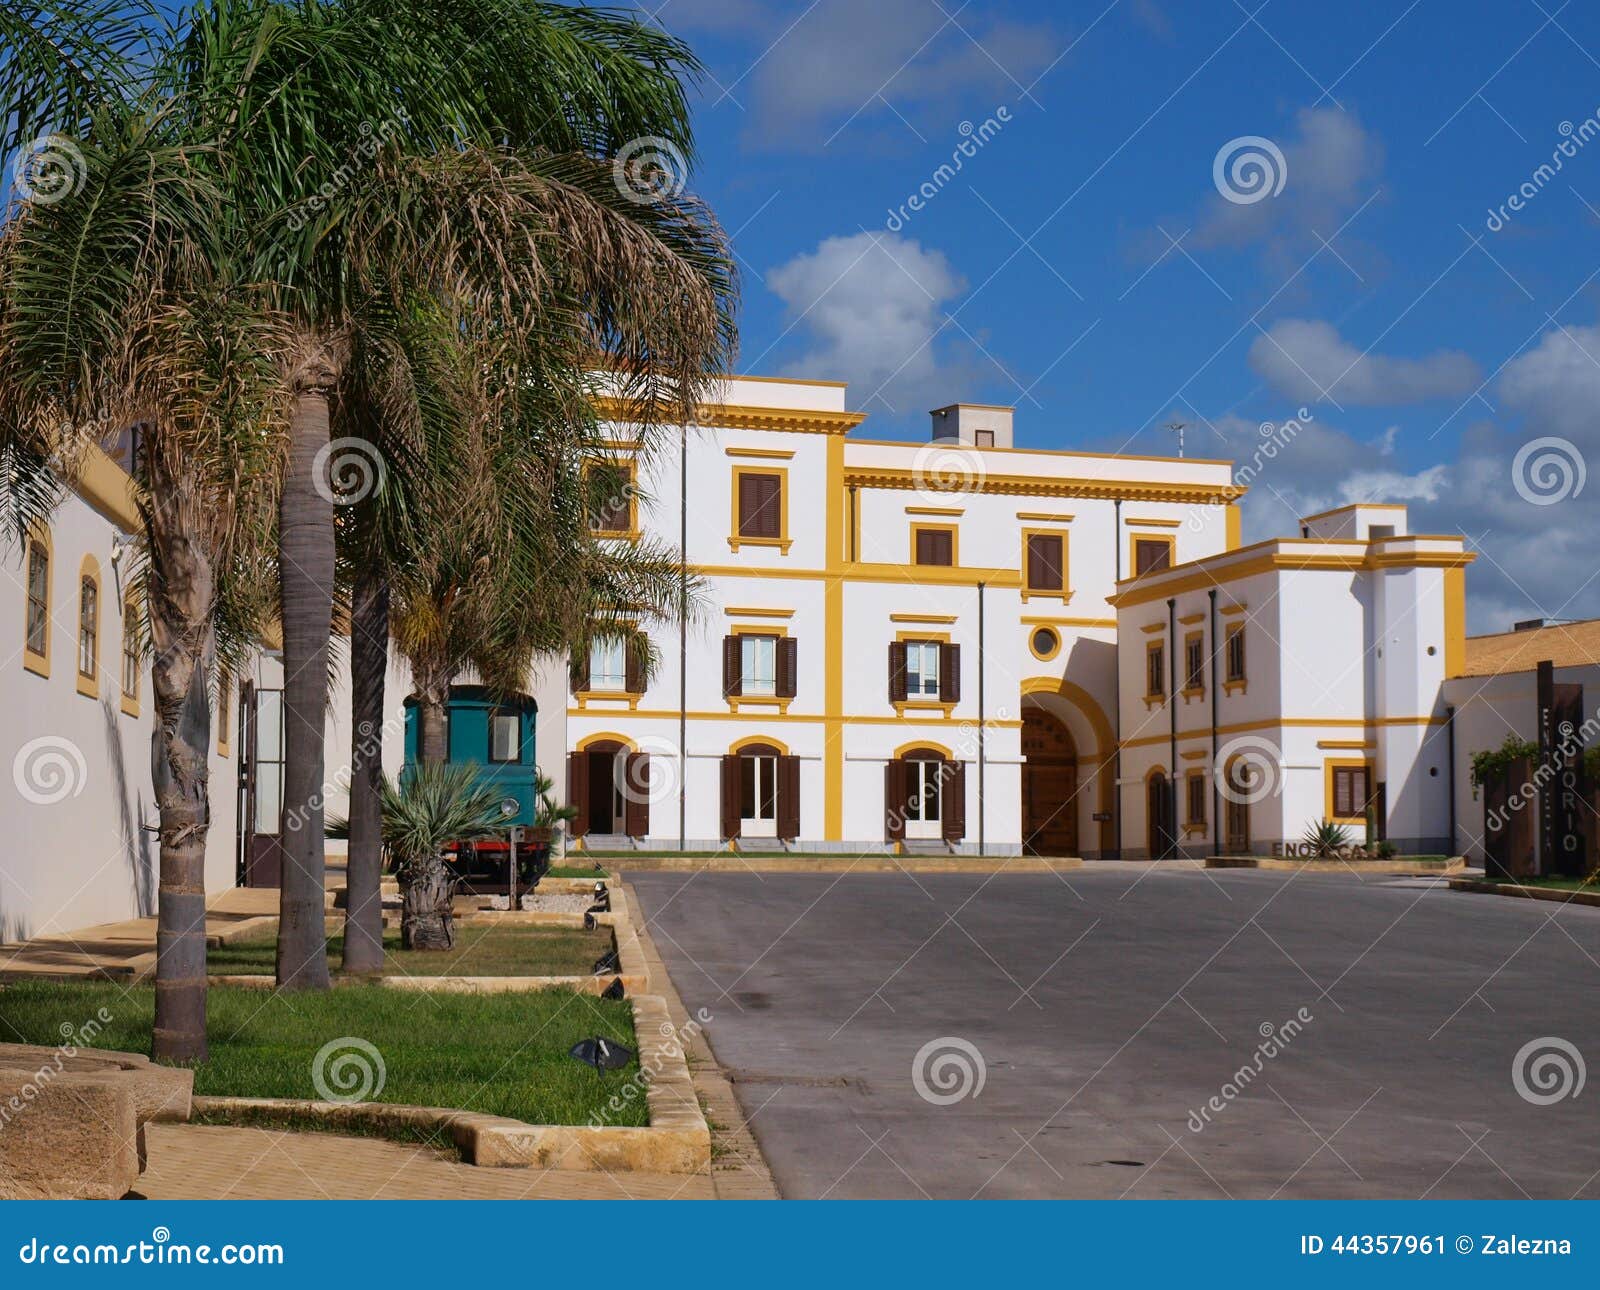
[1022, 708, 1078, 856]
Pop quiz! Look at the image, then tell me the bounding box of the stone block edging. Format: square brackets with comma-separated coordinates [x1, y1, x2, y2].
[1447, 878, 1600, 907]
[192, 993, 708, 1174]
[1207, 856, 1466, 874]
[205, 973, 647, 994]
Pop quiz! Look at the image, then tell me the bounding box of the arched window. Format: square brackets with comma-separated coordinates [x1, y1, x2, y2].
[23, 531, 50, 674]
[120, 597, 141, 714]
[77, 562, 100, 696]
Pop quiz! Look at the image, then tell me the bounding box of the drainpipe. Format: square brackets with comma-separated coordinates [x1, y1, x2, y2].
[1209, 589, 1220, 858]
[678, 428, 688, 852]
[1446, 703, 1457, 856]
[977, 580, 986, 857]
[1112, 498, 1123, 859]
[1167, 596, 1178, 860]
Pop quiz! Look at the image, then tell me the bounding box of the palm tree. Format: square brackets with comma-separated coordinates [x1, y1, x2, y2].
[0, 66, 289, 1061]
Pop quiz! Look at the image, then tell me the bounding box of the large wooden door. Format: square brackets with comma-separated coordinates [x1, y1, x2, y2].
[1223, 759, 1250, 854]
[1022, 709, 1078, 856]
[1147, 773, 1176, 859]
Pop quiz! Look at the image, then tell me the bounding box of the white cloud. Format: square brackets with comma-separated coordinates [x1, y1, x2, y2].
[1248, 319, 1481, 405]
[765, 232, 969, 410]
[1498, 323, 1600, 447]
[674, 0, 1058, 149]
[1194, 107, 1382, 254]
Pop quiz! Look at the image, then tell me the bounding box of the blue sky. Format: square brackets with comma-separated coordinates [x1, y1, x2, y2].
[642, 0, 1600, 631]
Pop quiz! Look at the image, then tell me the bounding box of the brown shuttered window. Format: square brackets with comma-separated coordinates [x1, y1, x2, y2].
[722, 635, 742, 697]
[914, 527, 954, 566]
[1134, 537, 1173, 575]
[1333, 766, 1371, 819]
[939, 642, 961, 703]
[942, 761, 966, 844]
[737, 472, 782, 539]
[1184, 633, 1205, 695]
[1225, 626, 1246, 682]
[777, 637, 798, 698]
[777, 754, 800, 840]
[1025, 533, 1064, 591]
[1186, 772, 1207, 826]
[1146, 644, 1165, 698]
[888, 640, 908, 704]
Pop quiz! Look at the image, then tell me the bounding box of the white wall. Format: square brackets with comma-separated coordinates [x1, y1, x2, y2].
[0, 490, 237, 939]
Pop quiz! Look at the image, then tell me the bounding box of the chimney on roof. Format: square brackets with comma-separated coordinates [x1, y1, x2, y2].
[930, 403, 1012, 449]
[1512, 618, 1546, 632]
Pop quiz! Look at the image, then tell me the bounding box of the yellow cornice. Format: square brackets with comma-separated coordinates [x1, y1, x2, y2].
[597, 396, 865, 436]
[74, 444, 140, 532]
[842, 464, 1243, 505]
[1109, 547, 1476, 607]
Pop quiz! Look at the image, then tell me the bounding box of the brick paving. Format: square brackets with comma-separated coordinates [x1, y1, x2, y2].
[137, 1124, 715, 1200]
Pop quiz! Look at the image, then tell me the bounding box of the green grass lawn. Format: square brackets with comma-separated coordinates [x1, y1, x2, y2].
[1479, 874, 1599, 892]
[544, 864, 612, 878]
[0, 980, 646, 1128]
[208, 924, 613, 978]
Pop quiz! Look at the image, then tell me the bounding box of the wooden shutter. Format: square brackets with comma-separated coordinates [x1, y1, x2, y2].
[738, 473, 781, 538]
[1335, 766, 1370, 818]
[939, 643, 961, 703]
[777, 637, 798, 698]
[1135, 538, 1172, 575]
[624, 753, 649, 838]
[624, 636, 644, 694]
[1027, 534, 1063, 590]
[568, 752, 590, 838]
[884, 760, 907, 842]
[942, 761, 966, 844]
[722, 635, 742, 697]
[777, 755, 800, 840]
[916, 529, 953, 566]
[720, 755, 742, 839]
[888, 641, 907, 703]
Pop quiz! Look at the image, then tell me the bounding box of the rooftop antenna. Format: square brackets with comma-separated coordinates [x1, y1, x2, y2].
[1165, 421, 1186, 459]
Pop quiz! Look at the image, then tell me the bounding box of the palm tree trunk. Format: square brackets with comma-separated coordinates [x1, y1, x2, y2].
[417, 675, 450, 765]
[342, 564, 388, 974]
[144, 477, 213, 1065]
[276, 348, 337, 991]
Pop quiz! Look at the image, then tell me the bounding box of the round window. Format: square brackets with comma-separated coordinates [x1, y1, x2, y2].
[1031, 627, 1059, 658]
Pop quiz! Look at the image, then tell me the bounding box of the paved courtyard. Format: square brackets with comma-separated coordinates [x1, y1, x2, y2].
[628, 865, 1600, 1199]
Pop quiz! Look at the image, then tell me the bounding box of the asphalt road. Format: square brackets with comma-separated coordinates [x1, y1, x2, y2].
[626, 865, 1600, 1199]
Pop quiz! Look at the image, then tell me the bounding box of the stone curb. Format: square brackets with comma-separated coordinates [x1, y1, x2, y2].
[1447, 878, 1600, 908]
[1207, 856, 1466, 874]
[604, 856, 1084, 874]
[192, 993, 708, 1174]
[204, 973, 648, 994]
[618, 881, 781, 1200]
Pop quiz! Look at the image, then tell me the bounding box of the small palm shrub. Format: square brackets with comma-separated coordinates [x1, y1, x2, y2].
[332, 764, 512, 949]
[1302, 819, 1352, 858]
